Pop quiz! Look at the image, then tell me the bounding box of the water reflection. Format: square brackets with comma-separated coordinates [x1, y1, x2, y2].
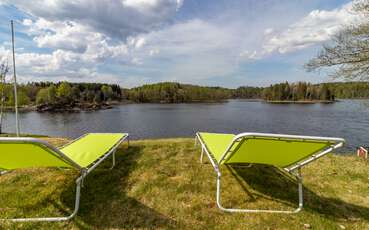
[3, 99, 368, 151]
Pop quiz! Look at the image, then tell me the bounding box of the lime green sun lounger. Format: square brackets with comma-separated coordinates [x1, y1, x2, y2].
[195, 132, 345, 213]
[0, 133, 129, 222]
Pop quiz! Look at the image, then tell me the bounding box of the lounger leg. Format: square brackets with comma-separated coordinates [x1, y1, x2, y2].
[0, 176, 83, 222]
[200, 147, 204, 163]
[195, 135, 205, 163]
[110, 151, 116, 170]
[215, 168, 303, 214]
[296, 168, 303, 212]
[0, 170, 9, 175]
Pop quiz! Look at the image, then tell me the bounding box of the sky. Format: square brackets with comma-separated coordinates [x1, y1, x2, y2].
[0, 0, 364, 88]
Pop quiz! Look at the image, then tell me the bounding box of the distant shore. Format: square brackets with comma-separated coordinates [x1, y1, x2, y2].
[0, 99, 340, 113]
[2, 99, 234, 113]
[1, 100, 131, 113]
[265, 100, 335, 104]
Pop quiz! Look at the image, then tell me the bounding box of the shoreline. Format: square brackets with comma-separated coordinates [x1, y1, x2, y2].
[265, 100, 335, 104]
[0, 98, 357, 113]
[1, 99, 230, 113]
[1, 100, 131, 113]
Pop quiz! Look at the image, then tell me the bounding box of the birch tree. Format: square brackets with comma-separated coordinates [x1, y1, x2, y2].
[305, 1, 369, 80]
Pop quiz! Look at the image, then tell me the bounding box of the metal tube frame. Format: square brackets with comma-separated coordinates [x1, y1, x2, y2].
[0, 133, 129, 222]
[10, 20, 20, 137]
[195, 132, 345, 213]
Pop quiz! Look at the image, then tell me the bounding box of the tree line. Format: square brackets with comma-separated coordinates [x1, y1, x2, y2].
[0, 82, 122, 108]
[34, 82, 122, 105]
[324, 82, 369, 99]
[124, 82, 234, 103]
[1, 81, 369, 109]
[261, 82, 334, 101]
[258, 82, 369, 101]
[123, 81, 369, 102]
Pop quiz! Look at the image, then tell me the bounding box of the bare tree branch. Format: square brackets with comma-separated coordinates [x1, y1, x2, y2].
[305, 0, 369, 80]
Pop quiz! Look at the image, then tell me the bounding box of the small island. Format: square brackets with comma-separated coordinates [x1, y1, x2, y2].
[261, 82, 335, 104]
[0, 82, 124, 112]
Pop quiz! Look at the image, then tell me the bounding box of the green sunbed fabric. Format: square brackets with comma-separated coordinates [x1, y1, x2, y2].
[0, 133, 127, 170]
[198, 132, 235, 162]
[60, 133, 126, 168]
[0, 142, 73, 170]
[224, 137, 331, 167]
[198, 132, 334, 167]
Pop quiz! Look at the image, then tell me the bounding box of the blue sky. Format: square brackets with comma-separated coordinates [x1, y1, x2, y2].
[0, 0, 361, 88]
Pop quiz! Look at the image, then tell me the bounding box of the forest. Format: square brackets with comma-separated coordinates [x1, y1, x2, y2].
[260, 81, 369, 101]
[0, 82, 122, 111]
[0, 81, 369, 111]
[325, 82, 369, 99]
[124, 82, 234, 103]
[261, 82, 334, 102]
[125, 81, 369, 103]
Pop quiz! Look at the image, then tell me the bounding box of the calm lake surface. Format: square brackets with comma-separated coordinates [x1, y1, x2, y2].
[3, 99, 369, 152]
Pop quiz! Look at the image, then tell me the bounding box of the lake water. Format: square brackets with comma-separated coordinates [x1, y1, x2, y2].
[2, 99, 369, 152]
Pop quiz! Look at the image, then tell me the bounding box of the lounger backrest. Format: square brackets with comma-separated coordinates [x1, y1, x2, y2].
[221, 134, 344, 168]
[60, 133, 127, 168]
[0, 138, 79, 170]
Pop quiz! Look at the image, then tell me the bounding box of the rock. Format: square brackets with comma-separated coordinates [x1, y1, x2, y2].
[303, 223, 311, 229]
[339, 224, 346, 229]
[36, 102, 113, 112]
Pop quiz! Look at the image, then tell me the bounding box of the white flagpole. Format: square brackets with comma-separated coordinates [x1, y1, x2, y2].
[11, 20, 20, 137]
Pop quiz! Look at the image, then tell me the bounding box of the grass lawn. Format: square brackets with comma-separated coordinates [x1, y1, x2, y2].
[0, 137, 368, 229]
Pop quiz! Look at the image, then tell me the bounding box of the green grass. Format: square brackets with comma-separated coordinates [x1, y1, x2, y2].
[0, 138, 368, 229]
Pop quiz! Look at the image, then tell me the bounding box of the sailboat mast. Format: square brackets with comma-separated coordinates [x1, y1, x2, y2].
[11, 20, 20, 136]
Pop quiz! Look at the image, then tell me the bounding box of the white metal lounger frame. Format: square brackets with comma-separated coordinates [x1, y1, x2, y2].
[0, 133, 129, 222]
[195, 132, 345, 214]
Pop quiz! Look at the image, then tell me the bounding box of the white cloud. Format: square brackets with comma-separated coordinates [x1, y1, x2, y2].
[262, 2, 365, 54]
[129, 19, 241, 82]
[128, 36, 146, 49]
[4, 0, 183, 39]
[15, 50, 80, 74]
[123, 0, 183, 12]
[149, 48, 160, 56]
[0, 0, 185, 84]
[24, 19, 95, 53]
[0, 0, 363, 87]
[131, 57, 143, 65]
[142, 19, 238, 55]
[123, 0, 161, 9]
[264, 28, 274, 35]
[239, 50, 261, 60]
[0, 42, 128, 82]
